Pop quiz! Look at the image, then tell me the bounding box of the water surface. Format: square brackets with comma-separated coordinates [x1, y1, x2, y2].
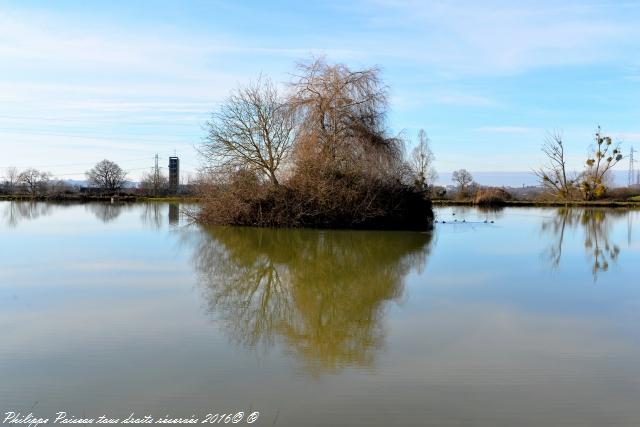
[1, 202, 640, 426]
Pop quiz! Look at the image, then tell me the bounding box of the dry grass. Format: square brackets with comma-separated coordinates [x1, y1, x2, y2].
[473, 188, 512, 205]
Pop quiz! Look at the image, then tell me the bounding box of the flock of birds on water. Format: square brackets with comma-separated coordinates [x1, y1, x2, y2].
[436, 212, 495, 224]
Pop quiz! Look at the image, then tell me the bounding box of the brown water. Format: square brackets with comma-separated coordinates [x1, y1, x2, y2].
[1, 202, 640, 426]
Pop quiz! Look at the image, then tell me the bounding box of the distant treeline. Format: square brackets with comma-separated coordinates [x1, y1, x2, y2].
[0, 161, 194, 198]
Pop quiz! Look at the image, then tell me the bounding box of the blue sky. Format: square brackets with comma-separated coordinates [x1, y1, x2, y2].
[1, 0, 639, 184]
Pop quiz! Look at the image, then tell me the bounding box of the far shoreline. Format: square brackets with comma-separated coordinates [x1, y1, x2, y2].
[2, 194, 639, 209]
[432, 199, 640, 208]
[0, 194, 200, 203]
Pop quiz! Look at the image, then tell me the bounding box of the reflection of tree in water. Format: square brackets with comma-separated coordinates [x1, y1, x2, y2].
[189, 227, 433, 375]
[85, 203, 127, 223]
[541, 208, 625, 279]
[1, 201, 54, 227]
[477, 206, 505, 221]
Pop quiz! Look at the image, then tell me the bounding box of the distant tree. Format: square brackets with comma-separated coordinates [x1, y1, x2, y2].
[534, 132, 576, 200]
[580, 126, 623, 200]
[86, 159, 127, 193]
[3, 167, 20, 194]
[202, 77, 296, 187]
[139, 171, 169, 196]
[409, 129, 437, 192]
[18, 169, 51, 195]
[452, 169, 473, 195]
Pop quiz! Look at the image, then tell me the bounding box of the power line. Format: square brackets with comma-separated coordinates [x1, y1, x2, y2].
[51, 167, 150, 177]
[630, 147, 638, 187]
[1, 157, 198, 171]
[154, 152, 160, 183]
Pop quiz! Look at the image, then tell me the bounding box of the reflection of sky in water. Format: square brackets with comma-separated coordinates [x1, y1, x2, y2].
[1, 202, 640, 426]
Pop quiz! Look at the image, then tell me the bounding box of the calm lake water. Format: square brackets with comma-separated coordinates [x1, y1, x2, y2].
[1, 201, 640, 426]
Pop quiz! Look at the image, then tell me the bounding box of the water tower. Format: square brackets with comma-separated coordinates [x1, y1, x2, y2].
[168, 156, 179, 193]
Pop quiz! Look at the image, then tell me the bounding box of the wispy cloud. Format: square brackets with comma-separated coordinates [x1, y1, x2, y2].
[476, 126, 537, 134]
[354, 0, 640, 75]
[1, 1, 638, 176]
[433, 93, 501, 108]
[617, 133, 640, 143]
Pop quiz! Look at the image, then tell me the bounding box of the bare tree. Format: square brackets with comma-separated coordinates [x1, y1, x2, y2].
[410, 129, 437, 191]
[18, 169, 51, 195]
[139, 171, 168, 196]
[534, 132, 575, 200]
[290, 58, 402, 178]
[86, 159, 127, 193]
[196, 59, 435, 230]
[580, 126, 623, 200]
[202, 77, 295, 186]
[3, 167, 20, 194]
[452, 169, 473, 195]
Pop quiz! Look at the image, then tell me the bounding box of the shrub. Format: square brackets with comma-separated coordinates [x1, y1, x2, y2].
[198, 169, 433, 230]
[606, 187, 640, 200]
[473, 188, 511, 205]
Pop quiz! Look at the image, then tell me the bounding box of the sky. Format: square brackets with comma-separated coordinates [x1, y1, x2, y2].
[1, 0, 639, 185]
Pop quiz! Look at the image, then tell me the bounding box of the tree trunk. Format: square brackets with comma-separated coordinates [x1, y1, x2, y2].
[269, 172, 279, 187]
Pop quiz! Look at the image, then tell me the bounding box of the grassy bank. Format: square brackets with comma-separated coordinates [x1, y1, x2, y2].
[135, 196, 200, 203]
[432, 199, 640, 208]
[0, 194, 199, 203]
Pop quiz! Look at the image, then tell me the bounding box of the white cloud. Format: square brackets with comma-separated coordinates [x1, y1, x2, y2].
[354, 0, 640, 75]
[0, 14, 200, 74]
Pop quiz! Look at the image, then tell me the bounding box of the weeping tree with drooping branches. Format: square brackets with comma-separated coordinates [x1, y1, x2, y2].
[289, 58, 405, 182]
